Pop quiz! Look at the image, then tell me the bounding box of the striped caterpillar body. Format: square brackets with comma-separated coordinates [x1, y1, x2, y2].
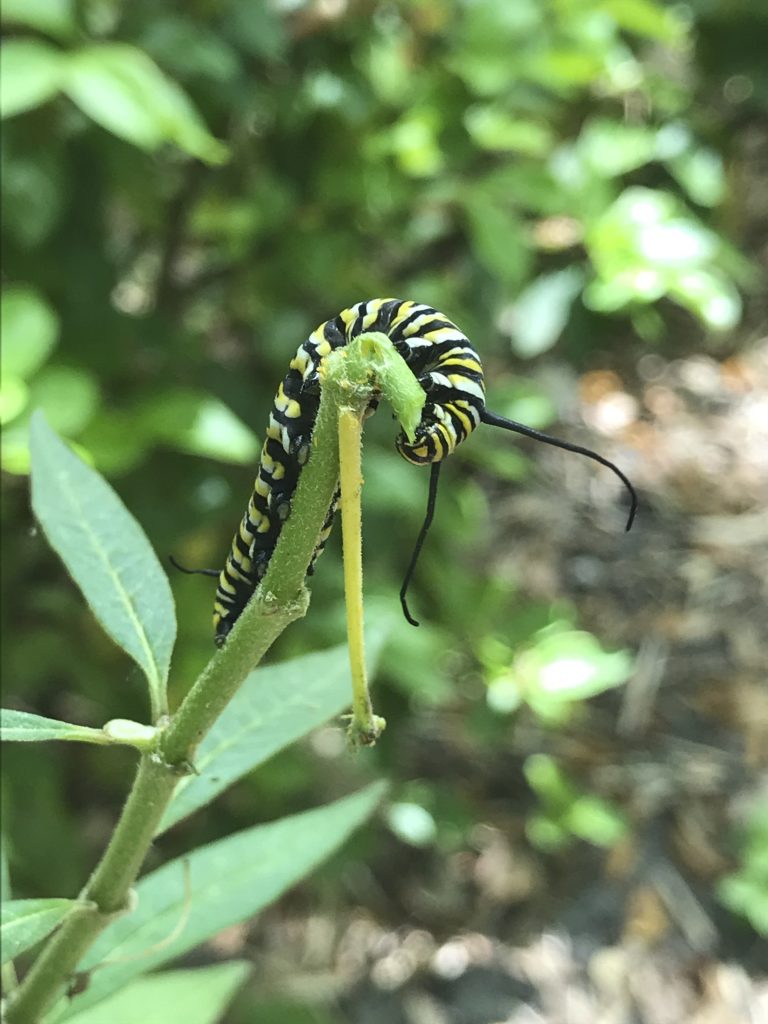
[212, 298, 486, 645]
[169, 298, 636, 644]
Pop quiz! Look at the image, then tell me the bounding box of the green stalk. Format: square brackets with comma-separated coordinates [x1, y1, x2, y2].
[4, 756, 176, 1023]
[5, 332, 423, 1023]
[338, 407, 385, 746]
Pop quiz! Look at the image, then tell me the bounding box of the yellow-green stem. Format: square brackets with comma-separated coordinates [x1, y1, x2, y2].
[338, 408, 384, 747]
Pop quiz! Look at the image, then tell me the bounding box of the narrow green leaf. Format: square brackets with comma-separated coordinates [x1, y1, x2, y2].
[65, 963, 250, 1024]
[465, 106, 552, 155]
[464, 193, 531, 288]
[1, 899, 80, 964]
[1, 836, 11, 903]
[59, 782, 387, 1020]
[0, 40, 64, 119]
[0, 710, 154, 750]
[603, 0, 684, 42]
[63, 44, 228, 163]
[565, 796, 628, 847]
[1, 710, 111, 745]
[65, 45, 162, 149]
[668, 148, 725, 208]
[159, 632, 387, 833]
[504, 267, 584, 358]
[1, 0, 76, 40]
[138, 389, 259, 465]
[578, 118, 657, 177]
[29, 413, 176, 718]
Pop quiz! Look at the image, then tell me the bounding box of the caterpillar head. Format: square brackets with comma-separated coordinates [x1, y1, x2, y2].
[395, 404, 460, 466]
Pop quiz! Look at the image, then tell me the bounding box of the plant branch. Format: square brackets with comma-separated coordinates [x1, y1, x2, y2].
[6, 331, 421, 1023]
[4, 756, 176, 1023]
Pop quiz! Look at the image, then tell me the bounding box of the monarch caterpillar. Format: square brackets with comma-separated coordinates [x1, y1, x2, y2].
[172, 298, 636, 645]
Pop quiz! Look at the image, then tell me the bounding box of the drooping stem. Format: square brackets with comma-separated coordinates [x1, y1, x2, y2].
[338, 407, 384, 746]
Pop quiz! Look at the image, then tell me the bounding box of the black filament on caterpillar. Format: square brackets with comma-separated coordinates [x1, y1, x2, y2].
[170, 298, 637, 644]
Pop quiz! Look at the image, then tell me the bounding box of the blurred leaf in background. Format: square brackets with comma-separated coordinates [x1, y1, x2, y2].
[482, 625, 634, 723]
[524, 753, 628, 852]
[717, 801, 768, 937]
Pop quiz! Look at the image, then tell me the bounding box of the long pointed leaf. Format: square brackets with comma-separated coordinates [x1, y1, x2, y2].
[63, 44, 228, 164]
[65, 963, 250, 1024]
[1, 899, 81, 964]
[29, 413, 176, 718]
[159, 630, 387, 834]
[0, 40, 64, 119]
[58, 782, 386, 1020]
[1, 710, 111, 745]
[1, 836, 11, 903]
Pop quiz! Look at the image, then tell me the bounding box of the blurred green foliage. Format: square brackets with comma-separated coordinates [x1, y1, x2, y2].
[2, 0, 764, 976]
[481, 622, 634, 722]
[524, 752, 628, 851]
[1, 0, 755, 479]
[62, 962, 251, 1024]
[717, 801, 768, 937]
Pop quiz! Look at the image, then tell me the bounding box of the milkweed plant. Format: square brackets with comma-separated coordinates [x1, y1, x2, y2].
[0, 336, 416, 1023]
[1, 326, 637, 1022]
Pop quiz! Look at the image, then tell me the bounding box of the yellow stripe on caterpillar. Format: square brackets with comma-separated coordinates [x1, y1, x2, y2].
[447, 403, 474, 433]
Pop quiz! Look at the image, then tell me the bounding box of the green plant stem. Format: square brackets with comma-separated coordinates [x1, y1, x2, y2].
[6, 332, 420, 1023]
[338, 407, 368, 718]
[159, 590, 309, 767]
[5, 756, 176, 1023]
[338, 407, 385, 746]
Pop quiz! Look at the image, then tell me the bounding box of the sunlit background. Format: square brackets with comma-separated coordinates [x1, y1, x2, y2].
[2, 0, 766, 1021]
